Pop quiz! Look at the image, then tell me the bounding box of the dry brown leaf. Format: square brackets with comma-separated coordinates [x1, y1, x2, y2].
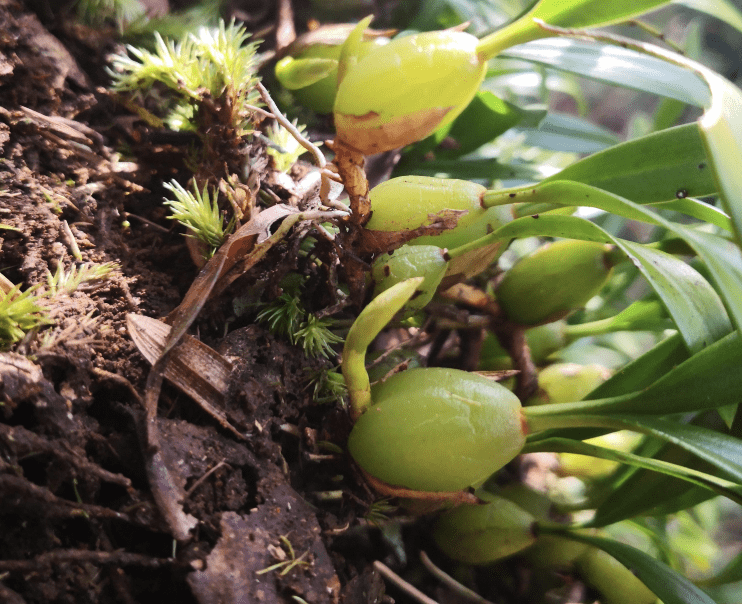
[127, 314, 243, 440]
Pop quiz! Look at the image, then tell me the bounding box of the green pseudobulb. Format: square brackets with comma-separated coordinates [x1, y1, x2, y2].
[366, 176, 513, 282]
[371, 245, 448, 310]
[334, 30, 487, 154]
[433, 495, 537, 564]
[348, 367, 526, 492]
[275, 25, 390, 113]
[496, 240, 618, 326]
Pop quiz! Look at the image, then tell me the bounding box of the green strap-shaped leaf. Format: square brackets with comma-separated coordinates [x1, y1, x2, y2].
[483, 212, 731, 353]
[619, 239, 730, 351]
[502, 39, 710, 106]
[676, 0, 742, 36]
[526, 412, 742, 485]
[519, 113, 620, 153]
[542, 124, 717, 203]
[670, 225, 742, 332]
[524, 330, 742, 418]
[545, 531, 718, 604]
[697, 70, 742, 251]
[525, 437, 742, 505]
[438, 91, 525, 159]
[650, 198, 732, 232]
[524, 334, 689, 445]
[527, 0, 672, 30]
[394, 157, 541, 181]
[477, 0, 673, 58]
[542, 36, 742, 279]
[590, 457, 717, 527]
[587, 332, 689, 399]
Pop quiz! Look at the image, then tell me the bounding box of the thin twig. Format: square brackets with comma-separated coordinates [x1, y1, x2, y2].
[61, 220, 83, 261]
[373, 561, 441, 604]
[366, 317, 433, 371]
[256, 83, 325, 170]
[256, 83, 346, 210]
[183, 459, 230, 501]
[0, 550, 173, 572]
[123, 212, 171, 233]
[420, 551, 495, 604]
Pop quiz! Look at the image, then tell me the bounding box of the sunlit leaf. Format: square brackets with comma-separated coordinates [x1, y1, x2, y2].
[675, 0, 742, 36]
[543, 124, 717, 203]
[502, 39, 710, 106]
[478, 0, 674, 58]
[520, 113, 620, 153]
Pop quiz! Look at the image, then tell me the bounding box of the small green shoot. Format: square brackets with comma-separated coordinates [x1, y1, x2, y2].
[110, 19, 261, 133]
[365, 498, 397, 528]
[163, 180, 230, 255]
[295, 315, 344, 359]
[74, 0, 146, 29]
[306, 367, 348, 404]
[45, 262, 119, 297]
[0, 285, 52, 349]
[257, 290, 343, 358]
[256, 291, 305, 340]
[255, 535, 311, 577]
[265, 119, 310, 173]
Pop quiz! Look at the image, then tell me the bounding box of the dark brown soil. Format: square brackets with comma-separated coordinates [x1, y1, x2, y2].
[0, 2, 397, 602]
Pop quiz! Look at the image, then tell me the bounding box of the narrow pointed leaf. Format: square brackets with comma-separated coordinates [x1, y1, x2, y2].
[477, 0, 673, 60]
[524, 330, 742, 418]
[541, 124, 716, 203]
[671, 225, 742, 332]
[502, 39, 709, 106]
[676, 0, 742, 36]
[519, 113, 620, 153]
[527, 412, 742, 485]
[591, 462, 716, 527]
[439, 91, 524, 158]
[550, 532, 718, 604]
[618, 239, 730, 352]
[487, 180, 739, 335]
[528, 0, 672, 30]
[527, 437, 742, 505]
[587, 332, 689, 399]
[651, 198, 732, 232]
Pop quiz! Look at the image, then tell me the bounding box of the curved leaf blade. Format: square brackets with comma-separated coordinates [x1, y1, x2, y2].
[618, 240, 730, 352]
[676, 0, 742, 36]
[651, 198, 732, 232]
[487, 180, 740, 334]
[503, 39, 709, 106]
[541, 124, 717, 203]
[527, 437, 742, 505]
[530, 0, 671, 29]
[528, 413, 742, 485]
[550, 532, 718, 604]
